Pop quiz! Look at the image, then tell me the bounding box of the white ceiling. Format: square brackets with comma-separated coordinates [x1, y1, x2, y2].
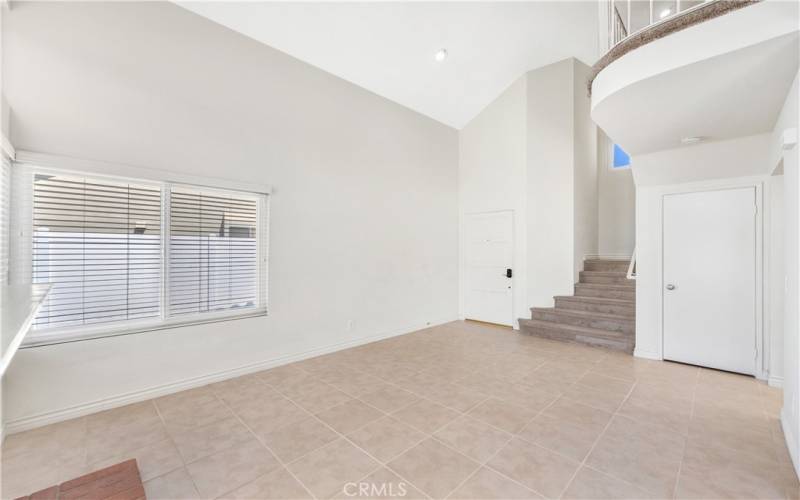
[176, 1, 600, 129]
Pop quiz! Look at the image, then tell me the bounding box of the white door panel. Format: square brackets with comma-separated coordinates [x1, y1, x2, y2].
[662, 187, 757, 375]
[464, 211, 513, 326]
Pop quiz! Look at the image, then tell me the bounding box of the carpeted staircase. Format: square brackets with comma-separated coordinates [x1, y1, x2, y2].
[518, 259, 635, 352]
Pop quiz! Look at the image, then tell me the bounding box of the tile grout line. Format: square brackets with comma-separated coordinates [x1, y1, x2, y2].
[670, 367, 700, 500]
[272, 363, 556, 498]
[556, 375, 639, 499]
[209, 382, 319, 500]
[443, 392, 567, 500]
[201, 346, 623, 498]
[149, 398, 204, 497]
[256, 372, 437, 500]
[287, 398, 433, 499]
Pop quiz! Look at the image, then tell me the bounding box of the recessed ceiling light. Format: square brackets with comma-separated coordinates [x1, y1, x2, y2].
[681, 136, 703, 145]
[434, 48, 448, 62]
[659, 8, 672, 19]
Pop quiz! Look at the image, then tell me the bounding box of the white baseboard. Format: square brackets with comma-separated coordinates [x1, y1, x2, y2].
[781, 408, 800, 479]
[769, 375, 784, 388]
[633, 348, 662, 360]
[4, 316, 459, 435]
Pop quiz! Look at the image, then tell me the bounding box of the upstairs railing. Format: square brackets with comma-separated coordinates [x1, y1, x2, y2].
[606, 0, 717, 51]
[612, 5, 629, 46]
[592, 0, 759, 92]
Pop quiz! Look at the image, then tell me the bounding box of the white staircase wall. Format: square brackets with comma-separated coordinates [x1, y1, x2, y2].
[526, 59, 599, 309]
[460, 58, 622, 322]
[458, 78, 529, 329]
[572, 62, 601, 283]
[597, 130, 635, 257]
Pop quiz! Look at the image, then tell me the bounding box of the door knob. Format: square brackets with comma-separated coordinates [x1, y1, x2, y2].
[666, 284, 676, 290]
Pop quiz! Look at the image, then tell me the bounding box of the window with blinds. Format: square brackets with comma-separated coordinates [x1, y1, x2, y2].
[17, 167, 268, 342]
[32, 174, 162, 328]
[168, 187, 259, 316]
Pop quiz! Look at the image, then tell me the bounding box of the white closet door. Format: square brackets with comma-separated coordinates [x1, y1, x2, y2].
[663, 187, 757, 375]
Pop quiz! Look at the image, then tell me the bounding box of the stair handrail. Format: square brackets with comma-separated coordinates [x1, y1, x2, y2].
[626, 247, 637, 280]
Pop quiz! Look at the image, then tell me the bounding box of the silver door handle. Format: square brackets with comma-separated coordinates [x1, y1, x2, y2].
[666, 284, 676, 290]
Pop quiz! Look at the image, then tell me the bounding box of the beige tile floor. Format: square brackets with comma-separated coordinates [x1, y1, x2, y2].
[2, 320, 798, 499]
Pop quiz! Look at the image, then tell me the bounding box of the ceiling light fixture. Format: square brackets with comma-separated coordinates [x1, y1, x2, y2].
[659, 8, 672, 19]
[434, 48, 448, 62]
[681, 136, 703, 145]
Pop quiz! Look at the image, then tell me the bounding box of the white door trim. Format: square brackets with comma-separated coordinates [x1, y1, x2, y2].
[647, 176, 765, 379]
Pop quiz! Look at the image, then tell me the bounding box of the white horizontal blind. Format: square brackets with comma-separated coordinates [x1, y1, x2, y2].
[32, 174, 162, 328]
[168, 186, 260, 317]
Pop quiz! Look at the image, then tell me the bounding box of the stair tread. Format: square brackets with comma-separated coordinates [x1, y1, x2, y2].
[575, 283, 635, 291]
[519, 318, 633, 339]
[580, 271, 629, 276]
[531, 306, 634, 322]
[554, 295, 635, 305]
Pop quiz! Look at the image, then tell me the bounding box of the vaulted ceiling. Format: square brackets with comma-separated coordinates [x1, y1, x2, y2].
[176, 1, 600, 129]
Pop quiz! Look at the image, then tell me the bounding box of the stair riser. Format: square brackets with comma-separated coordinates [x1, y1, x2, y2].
[554, 297, 635, 317]
[519, 324, 633, 353]
[575, 334, 634, 353]
[584, 261, 630, 272]
[579, 273, 632, 285]
[530, 310, 634, 334]
[574, 286, 635, 301]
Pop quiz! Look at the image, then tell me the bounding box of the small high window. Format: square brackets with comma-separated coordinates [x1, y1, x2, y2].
[612, 143, 631, 169]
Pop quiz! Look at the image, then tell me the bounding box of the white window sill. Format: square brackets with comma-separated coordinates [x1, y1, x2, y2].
[1, 284, 51, 375]
[20, 308, 268, 348]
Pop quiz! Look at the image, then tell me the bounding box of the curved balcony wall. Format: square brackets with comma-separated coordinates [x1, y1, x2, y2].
[590, 0, 799, 156]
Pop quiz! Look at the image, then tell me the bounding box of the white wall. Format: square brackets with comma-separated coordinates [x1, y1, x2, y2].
[459, 58, 604, 323]
[632, 133, 774, 186]
[2, 2, 459, 429]
[572, 61, 599, 279]
[526, 58, 599, 307]
[769, 174, 785, 388]
[597, 131, 635, 257]
[775, 69, 800, 476]
[633, 134, 777, 363]
[458, 78, 528, 328]
[632, 131, 789, 371]
[526, 60, 579, 307]
[632, 134, 777, 365]
[634, 175, 767, 367]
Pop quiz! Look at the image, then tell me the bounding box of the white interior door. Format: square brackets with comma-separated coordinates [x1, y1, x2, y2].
[464, 211, 513, 326]
[663, 187, 757, 375]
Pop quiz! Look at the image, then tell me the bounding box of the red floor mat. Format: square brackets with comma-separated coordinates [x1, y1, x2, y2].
[15, 459, 145, 500]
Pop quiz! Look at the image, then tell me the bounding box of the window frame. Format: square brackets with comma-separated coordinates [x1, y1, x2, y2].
[12, 156, 270, 347]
